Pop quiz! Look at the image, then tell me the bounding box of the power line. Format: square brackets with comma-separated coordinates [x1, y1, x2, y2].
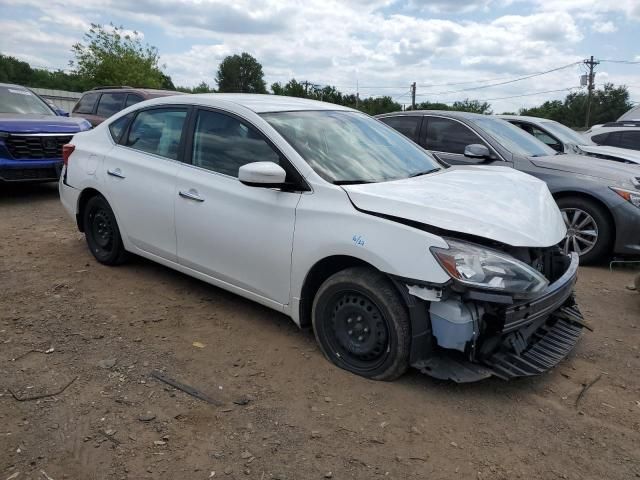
[599, 59, 640, 64]
[415, 61, 582, 96]
[481, 87, 579, 102]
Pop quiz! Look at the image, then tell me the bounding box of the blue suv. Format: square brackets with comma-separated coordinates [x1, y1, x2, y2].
[0, 83, 91, 182]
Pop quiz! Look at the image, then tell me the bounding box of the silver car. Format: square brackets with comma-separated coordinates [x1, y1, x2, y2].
[377, 110, 640, 264]
[499, 115, 640, 165]
[583, 121, 640, 152]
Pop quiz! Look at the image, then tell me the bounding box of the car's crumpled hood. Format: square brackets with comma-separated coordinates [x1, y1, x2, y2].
[342, 165, 566, 247]
[530, 153, 640, 182]
[0, 114, 90, 133]
[577, 144, 640, 164]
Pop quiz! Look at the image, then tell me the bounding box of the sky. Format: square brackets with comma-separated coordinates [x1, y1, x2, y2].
[1, 0, 639, 113]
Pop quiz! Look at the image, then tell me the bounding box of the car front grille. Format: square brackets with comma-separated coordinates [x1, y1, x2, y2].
[5, 134, 73, 159]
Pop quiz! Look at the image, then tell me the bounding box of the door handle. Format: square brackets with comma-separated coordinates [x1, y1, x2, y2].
[179, 189, 205, 202]
[107, 168, 125, 179]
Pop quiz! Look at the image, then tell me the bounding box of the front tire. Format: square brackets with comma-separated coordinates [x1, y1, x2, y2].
[312, 267, 410, 381]
[83, 195, 128, 265]
[556, 196, 612, 265]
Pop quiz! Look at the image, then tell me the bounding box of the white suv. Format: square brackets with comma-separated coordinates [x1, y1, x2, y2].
[59, 94, 585, 382]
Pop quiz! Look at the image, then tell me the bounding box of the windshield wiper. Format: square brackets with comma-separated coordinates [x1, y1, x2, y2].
[333, 180, 373, 185]
[409, 168, 440, 178]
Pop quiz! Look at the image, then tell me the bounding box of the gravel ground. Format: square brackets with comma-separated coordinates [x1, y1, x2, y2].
[1, 183, 639, 480]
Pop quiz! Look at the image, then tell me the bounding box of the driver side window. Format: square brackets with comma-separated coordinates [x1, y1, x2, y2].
[528, 125, 561, 150]
[191, 110, 280, 177]
[424, 117, 483, 154]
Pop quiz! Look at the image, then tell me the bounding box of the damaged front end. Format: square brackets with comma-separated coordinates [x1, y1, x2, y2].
[400, 240, 586, 382]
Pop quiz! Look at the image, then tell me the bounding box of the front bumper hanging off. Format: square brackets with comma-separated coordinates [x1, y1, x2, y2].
[412, 252, 586, 382]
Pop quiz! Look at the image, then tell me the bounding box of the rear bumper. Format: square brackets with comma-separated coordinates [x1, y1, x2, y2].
[0, 157, 62, 182]
[58, 174, 81, 221]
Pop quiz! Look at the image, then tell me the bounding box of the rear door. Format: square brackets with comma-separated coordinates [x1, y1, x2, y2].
[95, 93, 126, 123]
[103, 106, 189, 261]
[72, 92, 101, 126]
[378, 115, 422, 142]
[421, 115, 497, 166]
[175, 108, 303, 306]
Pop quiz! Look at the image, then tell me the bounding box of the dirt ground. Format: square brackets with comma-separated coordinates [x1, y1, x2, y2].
[1, 183, 639, 480]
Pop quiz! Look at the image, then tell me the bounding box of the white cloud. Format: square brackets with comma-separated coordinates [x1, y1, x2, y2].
[1, 0, 638, 112]
[592, 20, 617, 33]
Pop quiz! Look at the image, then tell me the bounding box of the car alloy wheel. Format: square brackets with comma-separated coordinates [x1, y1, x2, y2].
[560, 207, 598, 256]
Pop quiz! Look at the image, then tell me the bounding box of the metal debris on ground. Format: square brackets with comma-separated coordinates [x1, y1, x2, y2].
[150, 370, 223, 406]
[575, 374, 603, 408]
[8, 376, 78, 402]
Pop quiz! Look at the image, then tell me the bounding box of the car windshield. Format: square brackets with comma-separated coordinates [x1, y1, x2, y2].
[0, 86, 55, 115]
[261, 110, 441, 183]
[541, 120, 594, 146]
[474, 116, 556, 157]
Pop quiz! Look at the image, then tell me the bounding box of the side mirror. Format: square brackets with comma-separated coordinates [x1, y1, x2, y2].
[239, 162, 287, 188]
[464, 144, 491, 159]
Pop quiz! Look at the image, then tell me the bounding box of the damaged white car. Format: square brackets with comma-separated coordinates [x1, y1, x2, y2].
[59, 94, 586, 382]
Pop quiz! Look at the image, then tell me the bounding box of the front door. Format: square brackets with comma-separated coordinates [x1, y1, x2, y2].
[103, 106, 188, 261]
[175, 108, 302, 306]
[421, 116, 501, 166]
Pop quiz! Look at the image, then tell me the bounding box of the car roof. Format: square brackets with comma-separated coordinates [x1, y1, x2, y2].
[86, 87, 183, 97]
[496, 114, 557, 124]
[144, 93, 356, 113]
[376, 110, 487, 120]
[0, 83, 31, 89]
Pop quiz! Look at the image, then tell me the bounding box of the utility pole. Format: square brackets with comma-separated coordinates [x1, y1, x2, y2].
[584, 56, 599, 128]
[410, 82, 416, 110]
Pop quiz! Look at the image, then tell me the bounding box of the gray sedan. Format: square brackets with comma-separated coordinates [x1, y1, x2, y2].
[377, 110, 640, 264]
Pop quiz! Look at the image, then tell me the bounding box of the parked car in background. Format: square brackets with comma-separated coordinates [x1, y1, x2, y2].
[71, 86, 182, 126]
[0, 83, 91, 183]
[619, 105, 640, 121]
[499, 114, 640, 164]
[60, 94, 587, 383]
[583, 121, 640, 151]
[377, 111, 640, 264]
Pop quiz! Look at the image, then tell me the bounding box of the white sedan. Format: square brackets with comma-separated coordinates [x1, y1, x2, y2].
[59, 94, 585, 382]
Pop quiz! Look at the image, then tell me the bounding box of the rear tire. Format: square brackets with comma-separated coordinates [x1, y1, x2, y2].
[556, 196, 612, 265]
[83, 195, 128, 265]
[312, 267, 410, 381]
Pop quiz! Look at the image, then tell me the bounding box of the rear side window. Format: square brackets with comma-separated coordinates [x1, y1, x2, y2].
[125, 94, 144, 108]
[379, 116, 421, 141]
[618, 131, 640, 150]
[591, 133, 609, 144]
[73, 92, 100, 114]
[191, 109, 280, 177]
[125, 108, 188, 160]
[425, 117, 483, 154]
[96, 93, 126, 118]
[108, 113, 134, 143]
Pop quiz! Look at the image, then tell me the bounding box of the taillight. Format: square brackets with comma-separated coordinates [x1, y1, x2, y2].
[62, 144, 75, 166]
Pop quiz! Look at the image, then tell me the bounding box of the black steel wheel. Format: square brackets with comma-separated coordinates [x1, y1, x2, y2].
[312, 267, 410, 381]
[83, 194, 128, 265]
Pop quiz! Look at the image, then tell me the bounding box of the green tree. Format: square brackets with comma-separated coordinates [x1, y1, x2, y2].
[409, 99, 492, 114]
[271, 79, 307, 97]
[520, 84, 632, 127]
[177, 81, 215, 93]
[70, 23, 169, 88]
[0, 53, 89, 91]
[451, 99, 492, 114]
[216, 53, 267, 93]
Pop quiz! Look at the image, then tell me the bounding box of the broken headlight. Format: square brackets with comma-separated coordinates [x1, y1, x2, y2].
[431, 239, 549, 298]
